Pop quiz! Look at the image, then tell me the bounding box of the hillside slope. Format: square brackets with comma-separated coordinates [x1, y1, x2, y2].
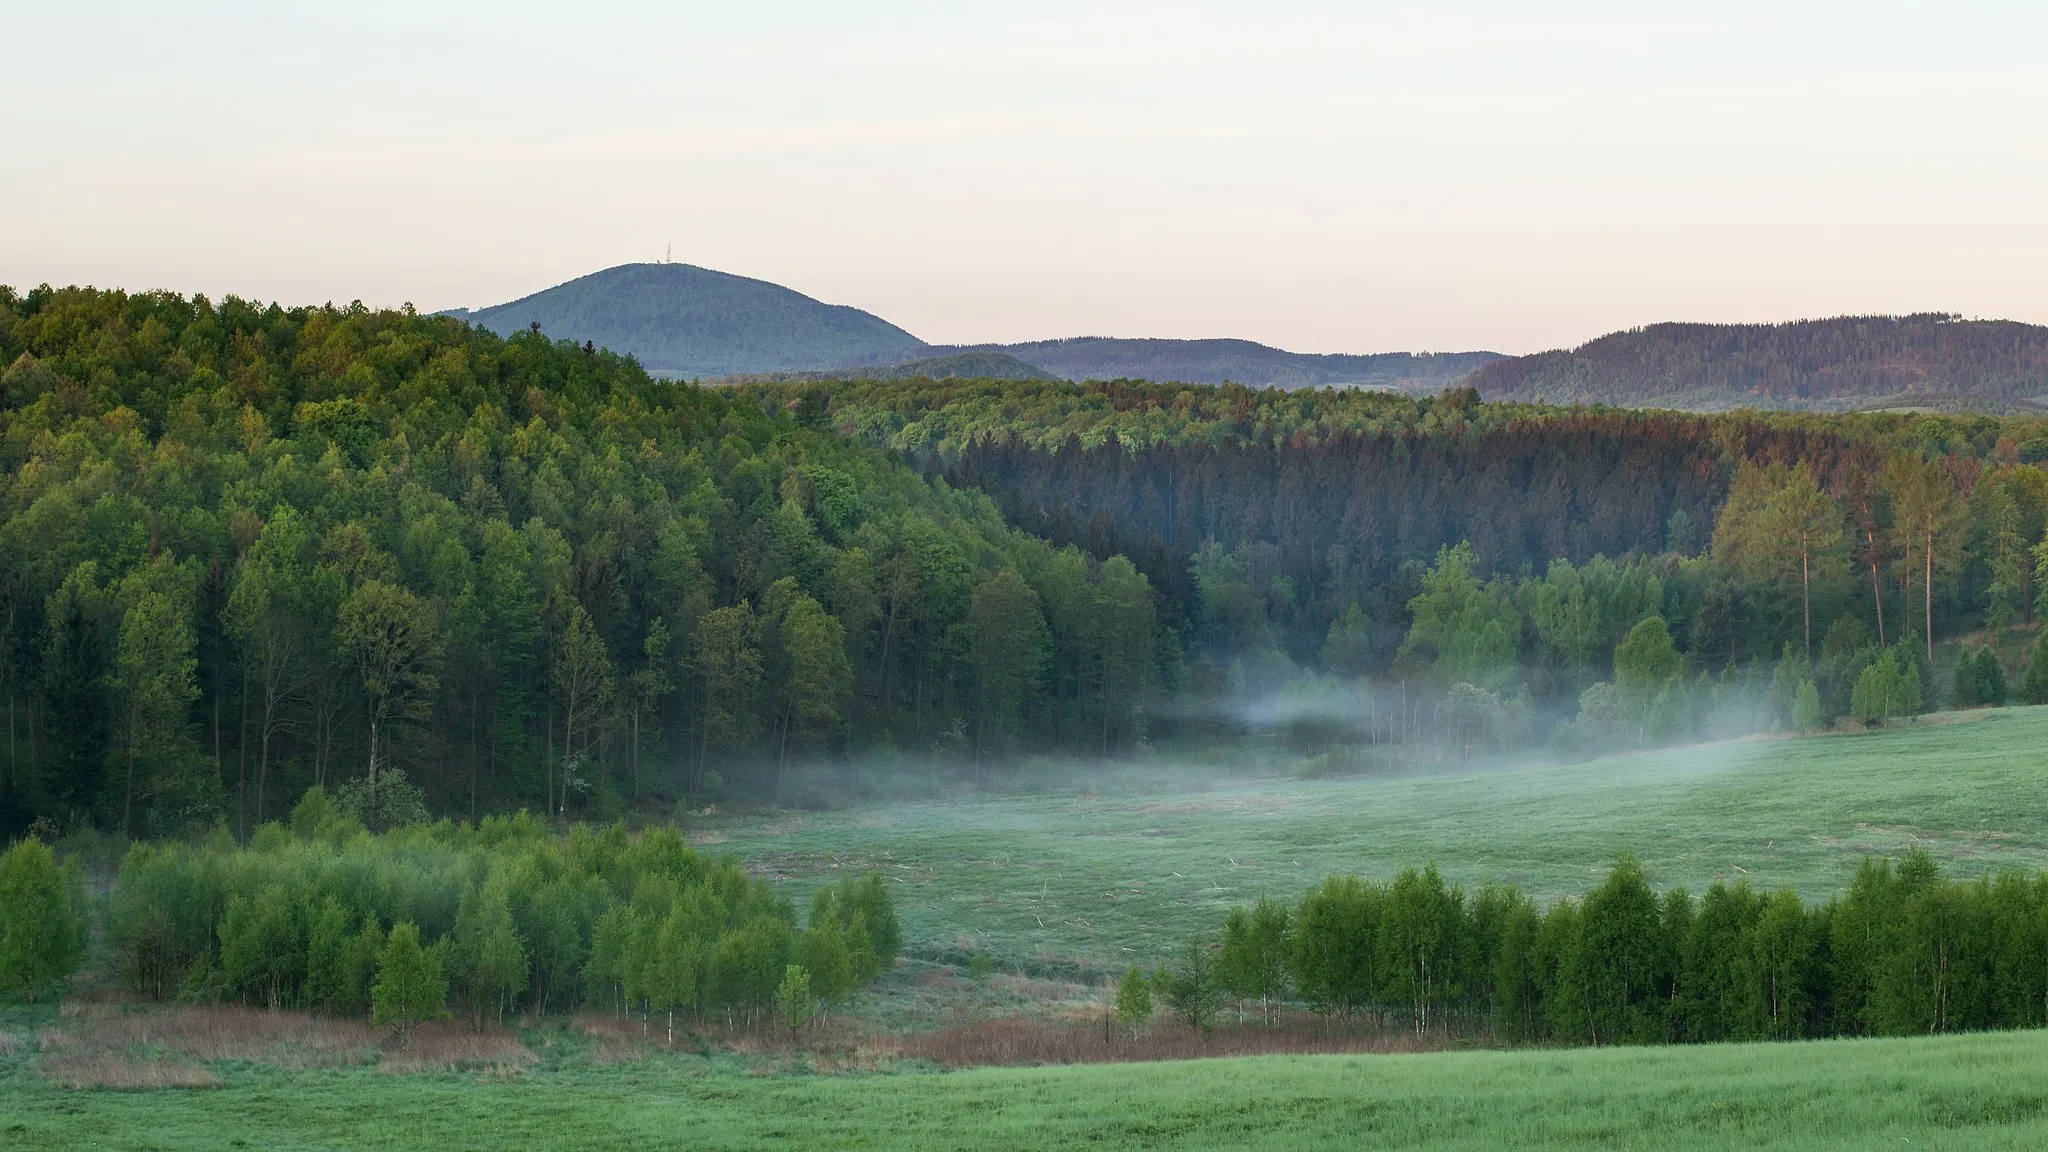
[449, 263, 928, 377]
[945, 336, 1501, 389]
[720, 349, 1059, 383]
[1467, 314, 2048, 409]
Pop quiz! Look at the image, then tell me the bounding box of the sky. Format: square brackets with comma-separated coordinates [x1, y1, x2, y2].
[4, 1, 2046, 355]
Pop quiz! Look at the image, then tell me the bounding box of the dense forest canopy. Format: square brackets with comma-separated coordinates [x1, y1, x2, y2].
[0, 286, 1170, 838]
[11, 288, 2048, 844]
[1465, 314, 2048, 410]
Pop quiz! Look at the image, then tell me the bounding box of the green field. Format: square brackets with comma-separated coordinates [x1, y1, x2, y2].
[707, 708, 2048, 972]
[8, 1029, 2048, 1150]
[15, 708, 2048, 1148]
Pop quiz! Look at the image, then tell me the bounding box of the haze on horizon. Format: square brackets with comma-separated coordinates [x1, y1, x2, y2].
[4, 1, 2045, 356]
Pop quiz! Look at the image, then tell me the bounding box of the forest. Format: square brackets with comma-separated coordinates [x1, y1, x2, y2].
[10, 288, 2048, 843]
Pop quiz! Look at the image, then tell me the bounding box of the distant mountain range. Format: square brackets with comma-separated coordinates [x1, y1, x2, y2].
[444, 264, 1497, 390]
[445, 265, 2048, 410]
[891, 338, 1500, 390]
[1466, 315, 2048, 411]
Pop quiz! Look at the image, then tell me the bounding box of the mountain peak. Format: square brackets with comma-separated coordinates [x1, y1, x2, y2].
[455, 262, 927, 378]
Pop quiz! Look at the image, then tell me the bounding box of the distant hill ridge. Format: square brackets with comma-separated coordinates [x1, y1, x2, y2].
[445, 262, 927, 378]
[448, 263, 1499, 389]
[925, 337, 1501, 390]
[1468, 314, 2048, 410]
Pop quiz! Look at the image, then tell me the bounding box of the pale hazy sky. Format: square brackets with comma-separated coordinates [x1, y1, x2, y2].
[5, 2, 2045, 354]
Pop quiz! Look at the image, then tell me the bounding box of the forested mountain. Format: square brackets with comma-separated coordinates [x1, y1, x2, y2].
[446, 263, 928, 378]
[1467, 315, 2048, 410]
[931, 338, 1501, 390]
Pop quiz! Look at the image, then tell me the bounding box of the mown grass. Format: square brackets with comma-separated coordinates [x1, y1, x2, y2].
[8, 1028, 2048, 1150]
[706, 707, 2048, 973]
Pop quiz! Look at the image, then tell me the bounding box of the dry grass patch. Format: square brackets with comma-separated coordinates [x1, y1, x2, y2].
[897, 1014, 1451, 1068]
[377, 1020, 536, 1074]
[51, 1005, 379, 1068]
[36, 1053, 220, 1090]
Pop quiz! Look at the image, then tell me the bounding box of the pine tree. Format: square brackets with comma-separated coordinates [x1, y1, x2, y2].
[1164, 937, 1221, 1033]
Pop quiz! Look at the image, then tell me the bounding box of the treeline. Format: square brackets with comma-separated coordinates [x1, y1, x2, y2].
[1167, 852, 2048, 1044]
[0, 286, 1177, 838]
[755, 378, 2048, 735]
[103, 799, 898, 1035]
[1466, 314, 2048, 407]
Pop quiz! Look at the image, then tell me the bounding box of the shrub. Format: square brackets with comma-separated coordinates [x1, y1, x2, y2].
[776, 964, 814, 1031]
[0, 837, 89, 1001]
[372, 922, 450, 1043]
[1113, 964, 1154, 1035]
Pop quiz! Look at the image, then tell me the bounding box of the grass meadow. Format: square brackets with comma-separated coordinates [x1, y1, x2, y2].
[706, 707, 2048, 974]
[12, 707, 2048, 1149]
[7, 1023, 2048, 1150]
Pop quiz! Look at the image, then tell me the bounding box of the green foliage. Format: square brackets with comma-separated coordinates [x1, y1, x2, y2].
[1205, 847, 2048, 1047]
[101, 812, 887, 1029]
[0, 288, 1193, 837]
[1792, 681, 1823, 732]
[371, 921, 450, 1041]
[0, 837, 88, 1001]
[1852, 652, 1917, 724]
[2025, 632, 2048, 705]
[1113, 964, 1154, 1035]
[1951, 648, 2007, 708]
[776, 963, 814, 1031]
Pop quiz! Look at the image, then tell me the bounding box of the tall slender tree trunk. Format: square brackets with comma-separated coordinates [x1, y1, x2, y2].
[469, 685, 480, 822]
[1868, 528, 1886, 647]
[1801, 538, 1812, 664]
[1925, 523, 1934, 666]
[237, 665, 250, 837]
[256, 714, 271, 826]
[122, 716, 138, 837]
[367, 715, 379, 816]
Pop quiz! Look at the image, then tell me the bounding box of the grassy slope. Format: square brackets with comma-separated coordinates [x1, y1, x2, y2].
[709, 709, 2048, 970]
[8, 1029, 2048, 1150]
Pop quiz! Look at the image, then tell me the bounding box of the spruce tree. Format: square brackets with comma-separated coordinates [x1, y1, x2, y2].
[1792, 681, 1823, 732]
[2025, 633, 2048, 705]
